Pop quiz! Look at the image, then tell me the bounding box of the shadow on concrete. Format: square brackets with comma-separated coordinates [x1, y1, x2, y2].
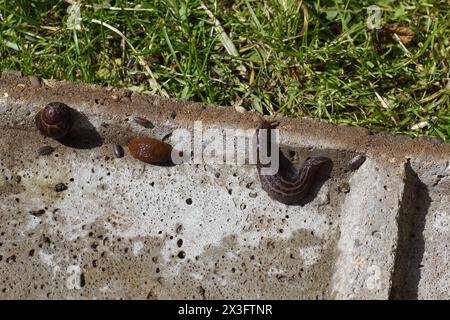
[389, 161, 431, 300]
[57, 109, 103, 149]
[149, 160, 178, 167]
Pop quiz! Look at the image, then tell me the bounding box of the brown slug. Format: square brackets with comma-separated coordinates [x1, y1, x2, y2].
[256, 121, 331, 205]
[35, 102, 73, 139]
[128, 136, 173, 164]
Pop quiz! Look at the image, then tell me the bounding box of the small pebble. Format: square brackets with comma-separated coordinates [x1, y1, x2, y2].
[54, 183, 68, 192]
[170, 110, 177, 119]
[134, 116, 154, 129]
[113, 144, 125, 158]
[348, 154, 366, 171]
[36, 145, 55, 156]
[338, 182, 351, 193]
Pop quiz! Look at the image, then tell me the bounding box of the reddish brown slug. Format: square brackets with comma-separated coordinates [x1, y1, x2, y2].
[128, 136, 173, 164]
[35, 102, 73, 139]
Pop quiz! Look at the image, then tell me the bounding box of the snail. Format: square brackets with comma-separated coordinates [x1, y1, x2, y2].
[35, 102, 73, 139]
[256, 121, 332, 205]
[128, 136, 173, 164]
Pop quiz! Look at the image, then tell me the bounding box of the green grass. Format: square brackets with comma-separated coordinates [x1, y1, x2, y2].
[1, 0, 449, 140]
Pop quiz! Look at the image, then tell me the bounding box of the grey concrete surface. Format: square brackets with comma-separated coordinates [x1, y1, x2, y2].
[0, 71, 448, 299]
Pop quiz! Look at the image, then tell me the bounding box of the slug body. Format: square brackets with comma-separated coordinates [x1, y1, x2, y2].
[256, 122, 331, 205]
[128, 136, 173, 164]
[35, 102, 73, 139]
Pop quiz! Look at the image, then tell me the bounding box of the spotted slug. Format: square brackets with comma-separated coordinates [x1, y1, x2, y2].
[256, 122, 331, 205]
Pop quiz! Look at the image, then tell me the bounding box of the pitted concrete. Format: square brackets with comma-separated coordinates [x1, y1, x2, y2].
[0, 72, 448, 299]
[332, 159, 404, 299]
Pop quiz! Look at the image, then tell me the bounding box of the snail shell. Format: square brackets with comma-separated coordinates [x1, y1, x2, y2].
[128, 136, 173, 163]
[35, 102, 73, 139]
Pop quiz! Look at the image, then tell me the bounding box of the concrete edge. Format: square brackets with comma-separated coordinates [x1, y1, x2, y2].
[1, 71, 449, 165]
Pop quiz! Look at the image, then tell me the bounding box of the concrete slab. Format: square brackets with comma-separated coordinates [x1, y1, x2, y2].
[0, 72, 449, 299]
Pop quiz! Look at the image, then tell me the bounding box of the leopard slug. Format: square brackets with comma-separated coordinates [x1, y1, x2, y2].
[256, 122, 331, 205]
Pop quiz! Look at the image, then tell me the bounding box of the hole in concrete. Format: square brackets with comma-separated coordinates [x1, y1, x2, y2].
[185, 198, 192, 205]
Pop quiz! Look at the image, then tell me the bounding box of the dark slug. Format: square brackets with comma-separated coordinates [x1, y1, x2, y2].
[256, 121, 331, 205]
